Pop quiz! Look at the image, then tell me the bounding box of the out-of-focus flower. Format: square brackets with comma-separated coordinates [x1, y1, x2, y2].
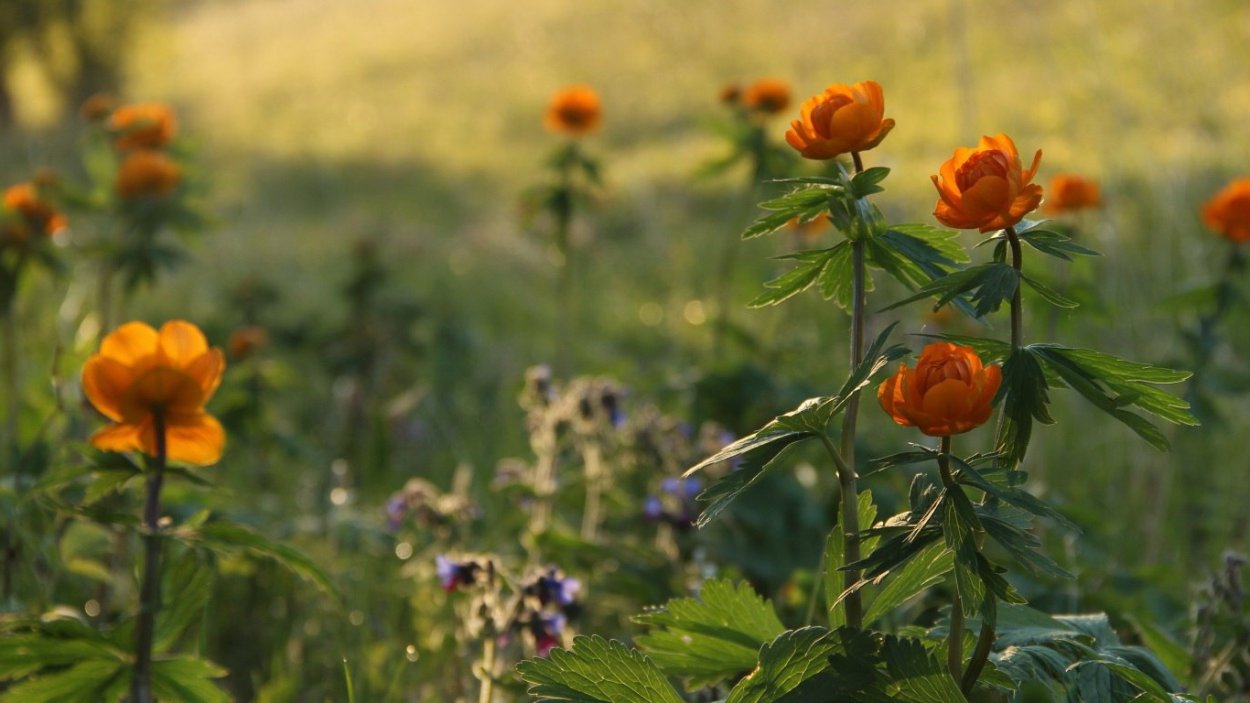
[544, 85, 601, 136]
[1045, 174, 1101, 214]
[82, 321, 226, 465]
[931, 133, 1042, 232]
[532, 612, 567, 657]
[532, 568, 581, 607]
[785, 80, 895, 159]
[1202, 178, 1250, 244]
[719, 83, 742, 106]
[116, 150, 183, 200]
[80, 93, 116, 123]
[109, 102, 177, 151]
[435, 555, 481, 592]
[742, 78, 791, 115]
[3, 182, 67, 242]
[642, 495, 664, 521]
[228, 325, 269, 361]
[877, 341, 1001, 437]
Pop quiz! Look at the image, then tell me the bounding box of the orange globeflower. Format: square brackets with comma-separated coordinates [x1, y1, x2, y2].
[228, 325, 269, 361]
[1202, 178, 1250, 244]
[1045, 173, 1101, 214]
[544, 85, 601, 136]
[785, 80, 895, 160]
[80, 93, 116, 122]
[109, 102, 177, 150]
[932, 133, 1043, 232]
[116, 151, 183, 199]
[719, 83, 742, 106]
[3, 182, 67, 241]
[877, 342, 1001, 437]
[742, 78, 791, 115]
[83, 321, 226, 465]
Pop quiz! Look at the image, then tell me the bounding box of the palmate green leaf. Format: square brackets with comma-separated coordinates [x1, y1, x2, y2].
[995, 347, 1054, 465]
[155, 550, 215, 653]
[150, 656, 230, 703]
[0, 658, 127, 703]
[861, 541, 953, 626]
[883, 637, 968, 703]
[1031, 345, 1197, 450]
[1011, 220, 1100, 260]
[851, 166, 891, 196]
[0, 636, 125, 681]
[867, 227, 977, 318]
[687, 325, 904, 528]
[825, 491, 881, 628]
[634, 579, 785, 686]
[743, 185, 842, 240]
[882, 262, 1019, 318]
[979, 511, 1074, 580]
[749, 245, 844, 308]
[1021, 274, 1079, 308]
[817, 241, 871, 311]
[725, 627, 836, 703]
[952, 457, 1078, 533]
[516, 635, 684, 703]
[185, 521, 337, 599]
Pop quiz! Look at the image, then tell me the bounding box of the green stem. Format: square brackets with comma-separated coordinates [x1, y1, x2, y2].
[1005, 226, 1023, 351]
[132, 412, 167, 703]
[1, 303, 17, 602]
[962, 618, 995, 693]
[579, 441, 604, 541]
[937, 437, 963, 684]
[835, 151, 868, 630]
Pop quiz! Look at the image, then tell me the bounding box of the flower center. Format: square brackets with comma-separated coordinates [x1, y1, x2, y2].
[955, 150, 1009, 192]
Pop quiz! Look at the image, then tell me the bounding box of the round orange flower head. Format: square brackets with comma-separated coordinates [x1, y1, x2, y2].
[109, 102, 177, 150]
[742, 78, 791, 116]
[1045, 174, 1101, 214]
[932, 133, 1043, 232]
[3, 182, 67, 241]
[83, 321, 226, 465]
[544, 85, 601, 136]
[116, 150, 183, 200]
[80, 93, 116, 123]
[1202, 178, 1250, 244]
[228, 325, 269, 361]
[785, 80, 895, 159]
[877, 342, 1002, 437]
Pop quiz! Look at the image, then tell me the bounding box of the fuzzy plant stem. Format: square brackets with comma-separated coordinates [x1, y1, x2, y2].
[834, 150, 869, 630]
[579, 441, 605, 542]
[1006, 226, 1024, 350]
[1, 304, 18, 601]
[132, 413, 167, 703]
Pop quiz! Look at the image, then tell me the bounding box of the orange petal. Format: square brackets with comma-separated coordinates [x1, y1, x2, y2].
[921, 378, 975, 423]
[90, 422, 145, 454]
[82, 355, 134, 422]
[961, 175, 1011, 220]
[158, 320, 210, 369]
[100, 322, 159, 366]
[165, 413, 225, 466]
[183, 348, 226, 402]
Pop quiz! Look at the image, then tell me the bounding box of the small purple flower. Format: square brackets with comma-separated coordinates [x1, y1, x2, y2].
[535, 568, 581, 607]
[643, 495, 663, 521]
[436, 555, 479, 592]
[532, 612, 567, 657]
[385, 496, 407, 531]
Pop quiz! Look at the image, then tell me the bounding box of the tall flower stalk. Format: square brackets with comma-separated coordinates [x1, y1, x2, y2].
[81, 320, 226, 698]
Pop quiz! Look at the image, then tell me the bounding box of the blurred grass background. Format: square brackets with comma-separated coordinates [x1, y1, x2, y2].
[3, 0, 1250, 695]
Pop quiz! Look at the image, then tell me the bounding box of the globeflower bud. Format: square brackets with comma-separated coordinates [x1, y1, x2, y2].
[544, 85, 602, 136]
[877, 342, 1001, 437]
[1202, 178, 1250, 244]
[1045, 174, 1101, 214]
[784, 80, 895, 159]
[931, 133, 1042, 232]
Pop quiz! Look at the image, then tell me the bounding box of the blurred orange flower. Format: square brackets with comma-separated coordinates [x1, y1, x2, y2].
[878, 342, 1001, 437]
[80, 93, 116, 122]
[1045, 174, 1101, 214]
[719, 83, 742, 106]
[228, 325, 269, 361]
[1202, 178, 1250, 244]
[109, 102, 177, 150]
[544, 85, 601, 136]
[83, 321, 226, 465]
[742, 78, 791, 115]
[932, 133, 1043, 232]
[785, 80, 895, 159]
[3, 182, 67, 241]
[116, 151, 183, 199]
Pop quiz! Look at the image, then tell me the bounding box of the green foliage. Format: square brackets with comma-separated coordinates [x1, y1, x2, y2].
[633, 579, 785, 687]
[515, 636, 684, 703]
[826, 491, 881, 628]
[174, 519, 337, 599]
[883, 261, 1019, 318]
